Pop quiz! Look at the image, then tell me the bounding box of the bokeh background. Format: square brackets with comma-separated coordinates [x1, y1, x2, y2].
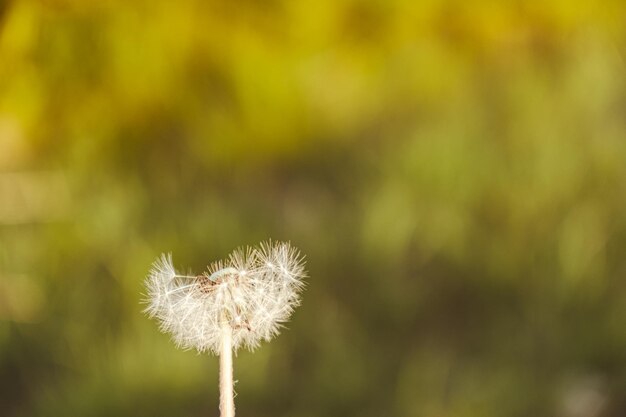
[1, 0, 626, 416]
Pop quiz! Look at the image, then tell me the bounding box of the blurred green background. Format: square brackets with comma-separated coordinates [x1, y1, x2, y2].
[1, 0, 626, 416]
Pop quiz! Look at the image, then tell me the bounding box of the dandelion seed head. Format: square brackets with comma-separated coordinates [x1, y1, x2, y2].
[143, 241, 307, 355]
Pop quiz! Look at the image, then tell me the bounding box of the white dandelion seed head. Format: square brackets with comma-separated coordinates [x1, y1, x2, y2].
[143, 241, 307, 355]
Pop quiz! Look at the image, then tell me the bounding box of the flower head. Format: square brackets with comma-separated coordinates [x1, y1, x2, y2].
[143, 241, 306, 354]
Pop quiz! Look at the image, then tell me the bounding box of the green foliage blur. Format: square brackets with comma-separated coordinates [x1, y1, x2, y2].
[1, 0, 625, 416]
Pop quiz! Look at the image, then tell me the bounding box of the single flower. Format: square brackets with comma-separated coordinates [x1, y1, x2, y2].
[143, 240, 307, 417]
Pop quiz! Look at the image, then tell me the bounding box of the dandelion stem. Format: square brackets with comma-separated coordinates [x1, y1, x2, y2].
[219, 323, 235, 417]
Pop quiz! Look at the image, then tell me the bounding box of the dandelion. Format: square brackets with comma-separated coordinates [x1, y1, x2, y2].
[143, 241, 307, 417]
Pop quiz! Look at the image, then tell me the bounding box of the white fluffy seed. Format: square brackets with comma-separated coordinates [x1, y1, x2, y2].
[143, 241, 307, 355]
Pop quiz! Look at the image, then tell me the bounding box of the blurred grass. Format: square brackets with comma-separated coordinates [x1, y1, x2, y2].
[1, 0, 626, 416]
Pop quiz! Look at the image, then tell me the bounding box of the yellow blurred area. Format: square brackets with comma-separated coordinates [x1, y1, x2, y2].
[1, 1, 625, 416]
[1, 0, 623, 163]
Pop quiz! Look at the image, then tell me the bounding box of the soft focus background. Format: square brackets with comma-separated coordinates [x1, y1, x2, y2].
[1, 1, 626, 416]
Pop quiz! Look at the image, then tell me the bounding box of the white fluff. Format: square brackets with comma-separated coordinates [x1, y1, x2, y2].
[143, 241, 306, 354]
